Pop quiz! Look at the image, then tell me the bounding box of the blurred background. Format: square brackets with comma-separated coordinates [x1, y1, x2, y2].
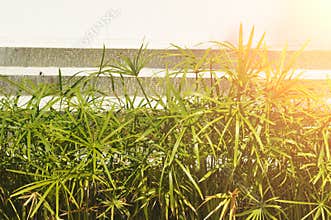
[0, 0, 329, 49]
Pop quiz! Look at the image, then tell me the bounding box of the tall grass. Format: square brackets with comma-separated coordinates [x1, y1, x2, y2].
[1, 25, 331, 219]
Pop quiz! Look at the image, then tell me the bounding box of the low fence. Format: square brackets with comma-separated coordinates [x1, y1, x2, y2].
[0, 47, 330, 97]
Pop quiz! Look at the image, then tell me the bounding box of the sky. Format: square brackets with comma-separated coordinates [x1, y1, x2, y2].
[0, 0, 330, 49]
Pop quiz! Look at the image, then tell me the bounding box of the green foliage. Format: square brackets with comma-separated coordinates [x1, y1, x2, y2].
[1, 25, 331, 219]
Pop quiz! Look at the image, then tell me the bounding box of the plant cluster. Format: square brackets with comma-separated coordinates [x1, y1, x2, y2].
[1, 25, 331, 219]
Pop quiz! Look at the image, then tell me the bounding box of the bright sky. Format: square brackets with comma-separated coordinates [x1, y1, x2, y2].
[0, 0, 330, 49]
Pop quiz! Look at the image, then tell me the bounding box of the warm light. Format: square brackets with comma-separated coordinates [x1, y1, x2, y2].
[298, 0, 331, 47]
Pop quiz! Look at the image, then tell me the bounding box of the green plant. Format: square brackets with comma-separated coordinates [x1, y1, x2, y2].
[0, 25, 331, 220]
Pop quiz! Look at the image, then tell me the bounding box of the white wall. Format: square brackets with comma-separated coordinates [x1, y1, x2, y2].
[0, 0, 330, 49]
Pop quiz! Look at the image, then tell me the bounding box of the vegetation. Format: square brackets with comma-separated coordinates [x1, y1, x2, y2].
[1, 25, 331, 219]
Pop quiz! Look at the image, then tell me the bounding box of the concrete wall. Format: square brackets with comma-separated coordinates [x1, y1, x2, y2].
[0, 48, 330, 96]
[0, 47, 330, 69]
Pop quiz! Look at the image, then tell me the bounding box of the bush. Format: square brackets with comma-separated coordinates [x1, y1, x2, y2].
[1, 25, 331, 219]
